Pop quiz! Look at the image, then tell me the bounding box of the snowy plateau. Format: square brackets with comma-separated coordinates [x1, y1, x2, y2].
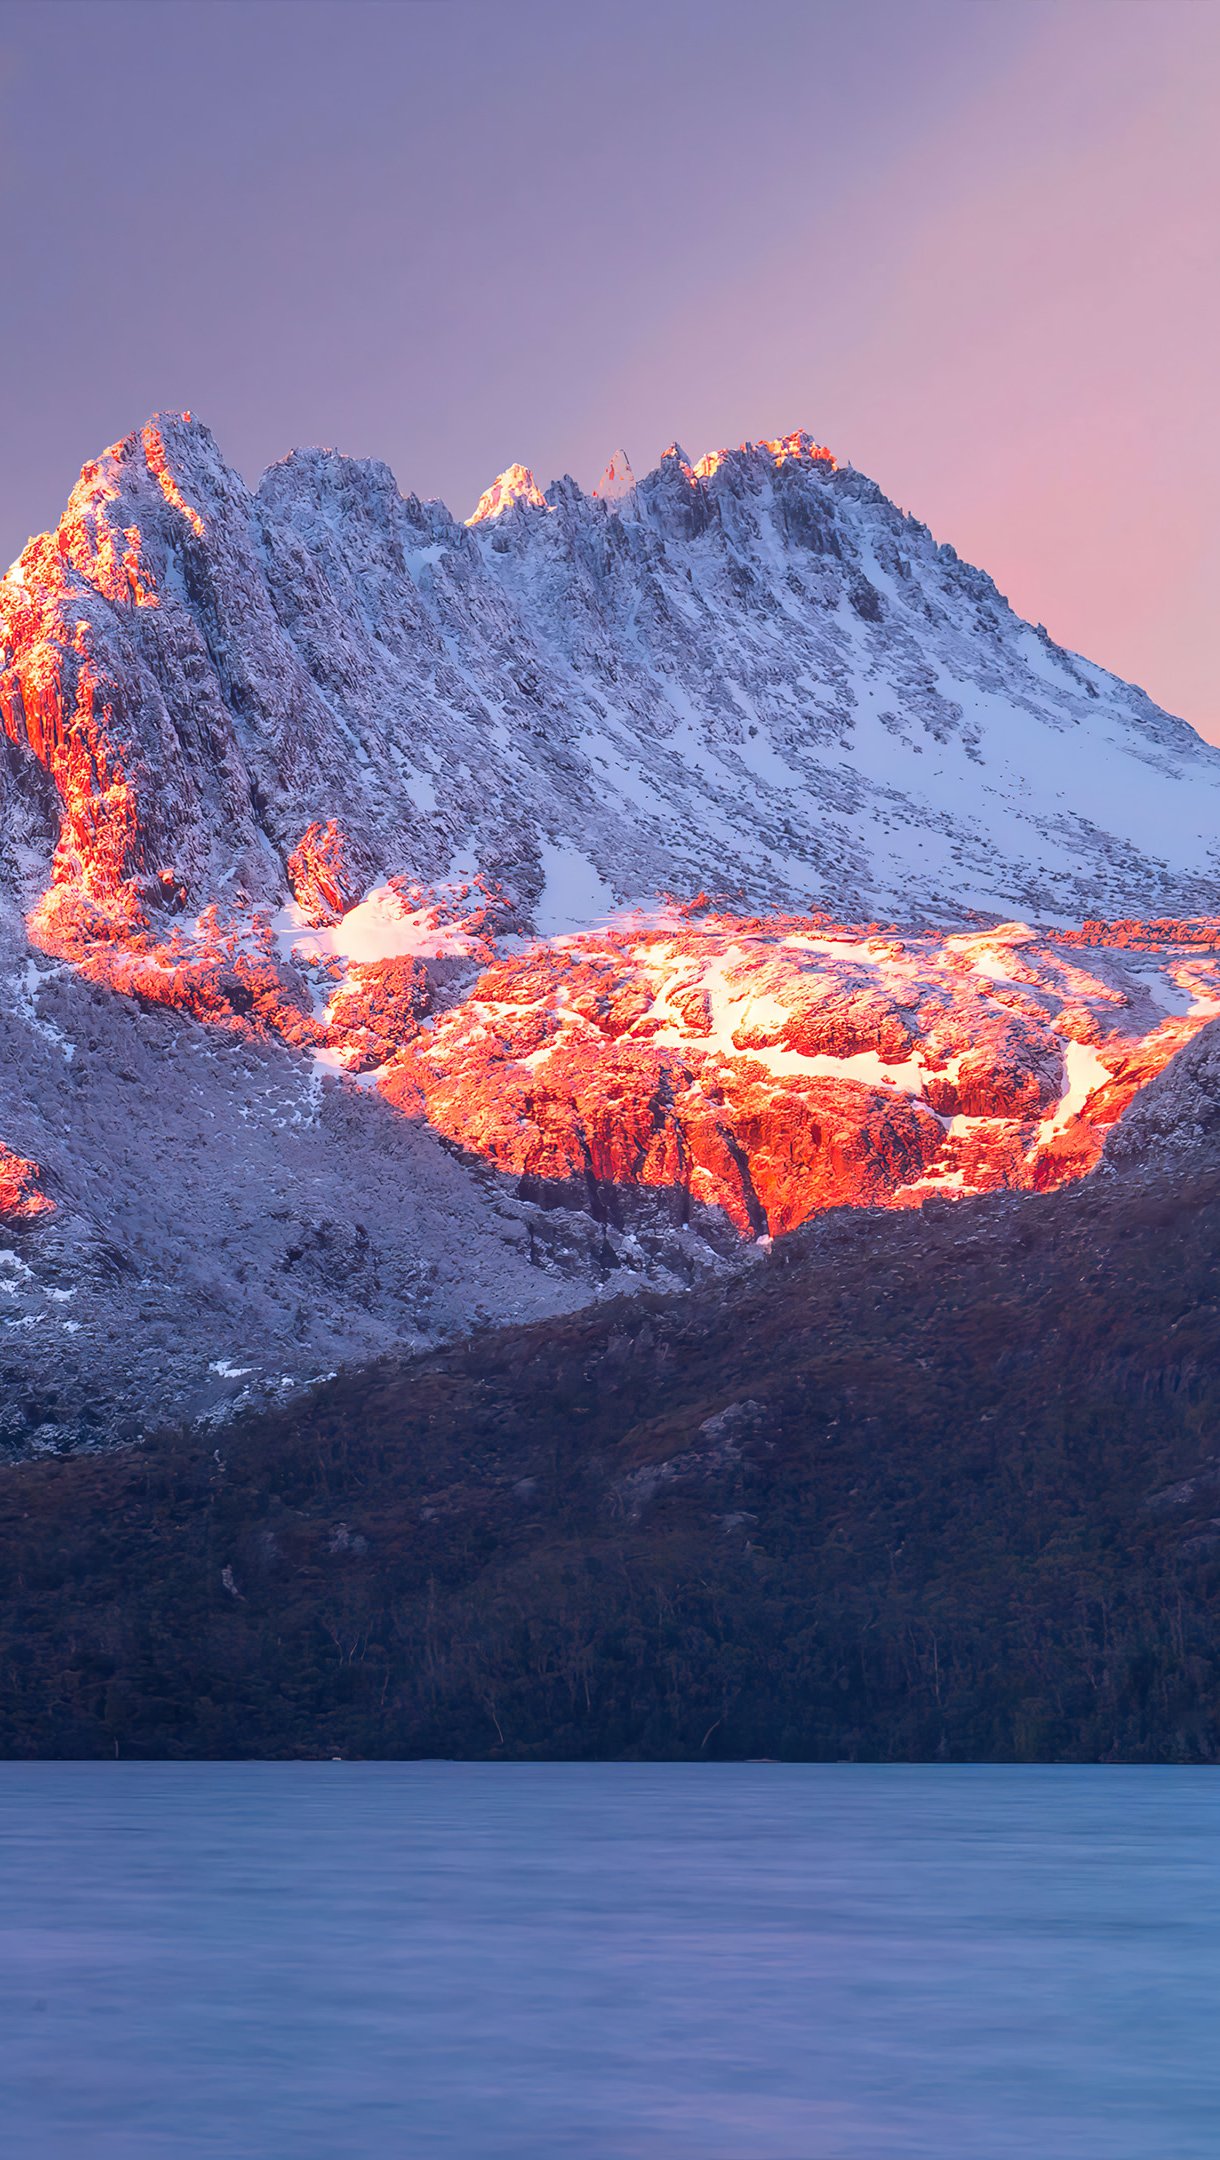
[2, 412, 1220, 1452]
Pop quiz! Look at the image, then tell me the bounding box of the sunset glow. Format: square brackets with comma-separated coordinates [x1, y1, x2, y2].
[2, 0, 1220, 2038]
[4, 405, 1219, 1255]
[1, 2, 1213, 734]
[2, 410, 1215, 1244]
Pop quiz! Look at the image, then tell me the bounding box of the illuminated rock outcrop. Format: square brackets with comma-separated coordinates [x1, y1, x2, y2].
[465, 463, 549, 525]
[0, 1143, 53, 1222]
[47, 874, 1208, 1241]
[370, 912, 1220, 1233]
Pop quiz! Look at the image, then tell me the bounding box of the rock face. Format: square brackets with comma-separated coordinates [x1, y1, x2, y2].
[0, 931, 665, 1460]
[1104, 1012, 1220, 1164]
[2, 409, 1220, 1448]
[0, 1142, 52, 1221]
[4, 412, 1220, 946]
[374, 910, 1220, 1234]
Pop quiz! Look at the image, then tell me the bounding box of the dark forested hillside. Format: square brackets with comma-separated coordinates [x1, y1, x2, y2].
[3, 1127, 1220, 1763]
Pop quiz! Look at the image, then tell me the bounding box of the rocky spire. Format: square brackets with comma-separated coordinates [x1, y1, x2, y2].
[593, 449, 635, 502]
[465, 463, 548, 526]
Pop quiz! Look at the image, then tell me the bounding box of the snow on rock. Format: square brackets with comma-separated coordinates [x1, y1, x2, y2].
[465, 463, 549, 525]
[533, 842, 615, 937]
[593, 450, 635, 501]
[0, 920, 633, 1459]
[275, 881, 484, 970]
[374, 911, 1220, 1236]
[5, 409, 1220, 951]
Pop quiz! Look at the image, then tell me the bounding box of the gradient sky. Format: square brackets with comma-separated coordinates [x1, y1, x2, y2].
[1, 0, 1216, 734]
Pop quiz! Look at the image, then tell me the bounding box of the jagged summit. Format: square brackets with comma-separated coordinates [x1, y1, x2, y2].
[459, 431, 837, 507]
[593, 449, 635, 501]
[465, 461, 548, 525]
[3, 403, 1219, 952]
[692, 430, 838, 481]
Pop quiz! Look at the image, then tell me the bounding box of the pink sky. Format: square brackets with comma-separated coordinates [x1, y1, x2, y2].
[589, 5, 1220, 739]
[1, 0, 1216, 736]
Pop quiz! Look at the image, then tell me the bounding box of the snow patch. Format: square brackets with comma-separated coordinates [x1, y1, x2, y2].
[275, 884, 475, 967]
[534, 842, 615, 937]
[1036, 1038, 1113, 1145]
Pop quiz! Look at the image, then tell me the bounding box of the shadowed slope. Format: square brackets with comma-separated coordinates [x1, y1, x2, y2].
[4, 1028, 1220, 1761]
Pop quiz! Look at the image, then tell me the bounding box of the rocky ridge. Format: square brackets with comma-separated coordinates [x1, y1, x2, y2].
[4, 413, 1220, 943]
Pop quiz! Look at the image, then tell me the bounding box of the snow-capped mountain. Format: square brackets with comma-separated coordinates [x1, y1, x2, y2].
[3, 414, 1219, 944]
[2, 411, 1219, 1453]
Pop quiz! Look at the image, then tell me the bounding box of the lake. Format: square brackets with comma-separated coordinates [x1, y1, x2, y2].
[0, 1764, 1216, 2157]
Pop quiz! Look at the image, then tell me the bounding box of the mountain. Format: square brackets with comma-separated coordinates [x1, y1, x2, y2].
[2, 412, 1219, 1450]
[4, 415, 1219, 935]
[592, 449, 635, 502]
[3, 1022, 1220, 1762]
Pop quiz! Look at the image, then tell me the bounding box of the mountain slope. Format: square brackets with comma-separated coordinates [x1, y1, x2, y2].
[3, 1026, 1220, 1762]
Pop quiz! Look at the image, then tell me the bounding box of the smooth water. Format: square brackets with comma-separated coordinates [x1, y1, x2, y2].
[0, 1765, 1216, 2158]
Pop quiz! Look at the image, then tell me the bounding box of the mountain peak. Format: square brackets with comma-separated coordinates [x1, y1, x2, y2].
[465, 463, 548, 526]
[691, 431, 838, 482]
[4, 401, 1212, 960]
[593, 450, 635, 501]
[759, 429, 837, 471]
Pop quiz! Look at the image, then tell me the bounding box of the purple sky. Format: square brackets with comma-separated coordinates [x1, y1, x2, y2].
[2, 0, 1216, 734]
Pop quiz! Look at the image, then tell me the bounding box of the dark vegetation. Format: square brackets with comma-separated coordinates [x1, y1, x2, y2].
[2, 1160, 1219, 1761]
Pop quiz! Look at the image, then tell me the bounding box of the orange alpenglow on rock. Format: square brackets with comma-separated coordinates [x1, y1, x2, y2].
[691, 432, 838, 482]
[287, 820, 376, 926]
[760, 430, 837, 470]
[140, 421, 206, 538]
[465, 464, 549, 525]
[375, 912, 1220, 1237]
[0, 1144, 54, 1221]
[593, 450, 635, 500]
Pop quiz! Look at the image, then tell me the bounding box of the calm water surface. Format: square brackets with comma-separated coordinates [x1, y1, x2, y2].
[0, 1764, 1216, 2158]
